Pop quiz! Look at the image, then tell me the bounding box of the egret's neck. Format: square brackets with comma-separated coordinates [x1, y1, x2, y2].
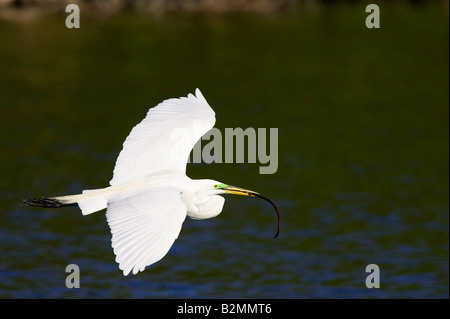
[182, 179, 225, 220]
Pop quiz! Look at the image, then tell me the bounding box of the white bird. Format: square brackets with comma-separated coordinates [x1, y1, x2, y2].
[24, 89, 280, 276]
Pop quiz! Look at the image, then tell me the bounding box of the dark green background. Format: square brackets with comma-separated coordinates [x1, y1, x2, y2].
[0, 3, 448, 297]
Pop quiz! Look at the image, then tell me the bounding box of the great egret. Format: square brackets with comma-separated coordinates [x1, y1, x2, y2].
[24, 89, 280, 276]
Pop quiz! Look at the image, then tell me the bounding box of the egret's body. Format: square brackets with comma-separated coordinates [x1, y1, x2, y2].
[25, 89, 279, 276]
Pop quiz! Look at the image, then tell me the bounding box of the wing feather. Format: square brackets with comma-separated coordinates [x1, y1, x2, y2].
[106, 188, 187, 276]
[110, 89, 215, 185]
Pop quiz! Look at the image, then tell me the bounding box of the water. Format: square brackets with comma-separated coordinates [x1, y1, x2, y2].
[0, 4, 448, 298]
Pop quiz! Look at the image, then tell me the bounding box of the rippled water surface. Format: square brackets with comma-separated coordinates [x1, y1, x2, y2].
[0, 4, 448, 298]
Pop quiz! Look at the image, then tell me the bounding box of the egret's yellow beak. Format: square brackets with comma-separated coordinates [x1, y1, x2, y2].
[222, 185, 259, 197]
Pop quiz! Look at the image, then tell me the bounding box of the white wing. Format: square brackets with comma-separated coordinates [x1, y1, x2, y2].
[106, 188, 187, 276]
[110, 89, 215, 185]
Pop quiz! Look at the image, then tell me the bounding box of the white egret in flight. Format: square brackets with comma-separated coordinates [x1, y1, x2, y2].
[24, 89, 280, 276]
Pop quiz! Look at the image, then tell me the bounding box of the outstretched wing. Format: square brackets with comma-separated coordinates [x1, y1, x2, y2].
[110, 89, 215, 185]
[106, 188, 187, 276]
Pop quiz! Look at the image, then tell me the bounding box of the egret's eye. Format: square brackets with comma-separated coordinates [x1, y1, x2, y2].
[214, 184, 226, 189]
[214, 183, 228, 190]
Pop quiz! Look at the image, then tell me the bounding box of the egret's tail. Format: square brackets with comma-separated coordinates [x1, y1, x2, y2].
[23, 197, 77, 208]
[23, 189, 108, 216]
